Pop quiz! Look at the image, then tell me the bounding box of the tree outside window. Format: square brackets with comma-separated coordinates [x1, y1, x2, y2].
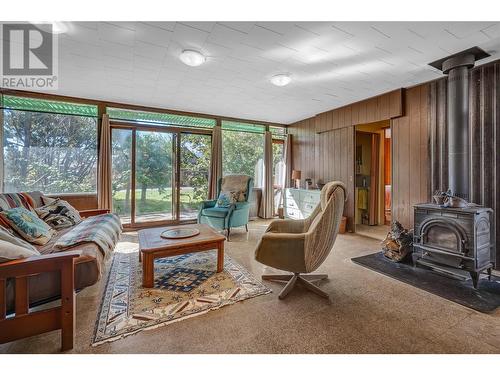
[3, 109, 97, 194]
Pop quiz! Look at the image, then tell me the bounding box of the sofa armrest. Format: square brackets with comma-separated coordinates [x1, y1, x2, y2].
[0, 252, 78, 351]
[0, 252, 79, 278]
[79, 209, 110, 218]
[266, 219, 305, 234]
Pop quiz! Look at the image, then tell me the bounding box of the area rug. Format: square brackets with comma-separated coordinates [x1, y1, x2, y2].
[352, 252, 500, 313]
[92, 250, 271, 346]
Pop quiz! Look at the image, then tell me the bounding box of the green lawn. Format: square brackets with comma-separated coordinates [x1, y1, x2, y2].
[112, 187, 206, 216]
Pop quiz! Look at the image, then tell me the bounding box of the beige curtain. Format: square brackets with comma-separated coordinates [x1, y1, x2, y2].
[260, 130, 274, 218]
[208, 125, 223, 199]
[283, 134, 293, 188]
[97, 114, 112, 210]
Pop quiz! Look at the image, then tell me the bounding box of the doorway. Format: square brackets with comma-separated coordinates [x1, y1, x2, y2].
[110, 122, 211, 228]
[354, 120, 391, 240]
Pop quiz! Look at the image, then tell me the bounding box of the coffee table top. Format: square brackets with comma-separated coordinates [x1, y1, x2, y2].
[138, 223, 225, 252]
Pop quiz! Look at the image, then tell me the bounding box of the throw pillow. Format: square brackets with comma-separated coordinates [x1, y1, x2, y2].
[0, 192, 37, 213]
[36, 198, 82, 229]
[0, 226, 40, 263]
[236, 190, 247, 202]
[0, 207, 55, 245]
[215, 191, 238, 208]
[41, 195, 57, 205]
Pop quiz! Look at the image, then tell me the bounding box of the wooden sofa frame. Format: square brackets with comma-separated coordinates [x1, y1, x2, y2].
[0, 208, 109, 352]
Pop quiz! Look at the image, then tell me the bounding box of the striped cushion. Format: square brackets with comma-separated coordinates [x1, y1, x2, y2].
[0, 193, 36, 212]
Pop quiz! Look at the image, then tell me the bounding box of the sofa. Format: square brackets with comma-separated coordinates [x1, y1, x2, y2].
[0, 191, 122, 351]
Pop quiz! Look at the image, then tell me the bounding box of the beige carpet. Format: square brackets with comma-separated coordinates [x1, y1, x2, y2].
[1, 219, 500, 353]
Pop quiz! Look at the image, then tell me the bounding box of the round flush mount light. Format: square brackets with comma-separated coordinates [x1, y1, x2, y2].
[179, 50, 206, 67]
[32, 22, 69, 34]
[51, 22, 69, 34]
[270, 73, 292, 87]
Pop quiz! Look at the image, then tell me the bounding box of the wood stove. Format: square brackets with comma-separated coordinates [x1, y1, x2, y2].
[413, 47, 496, 288]
[413, 203, 495, 288]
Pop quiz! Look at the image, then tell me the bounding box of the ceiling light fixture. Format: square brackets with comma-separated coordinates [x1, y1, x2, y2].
[32, 21, 69, 34]
[179, 50, 206, 67]
[270, 73, 292, 87]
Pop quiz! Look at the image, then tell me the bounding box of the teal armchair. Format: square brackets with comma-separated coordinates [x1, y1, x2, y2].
[198, 175, 253, 239]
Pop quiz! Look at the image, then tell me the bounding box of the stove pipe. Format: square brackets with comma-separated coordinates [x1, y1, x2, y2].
[429, 47, 490, 202]
[442, 53, 475, 201]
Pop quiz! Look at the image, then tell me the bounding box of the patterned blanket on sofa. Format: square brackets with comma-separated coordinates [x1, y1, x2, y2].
[54, 213, 122, 258]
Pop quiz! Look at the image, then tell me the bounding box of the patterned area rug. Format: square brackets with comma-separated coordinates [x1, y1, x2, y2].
[92, 250, 271, 346]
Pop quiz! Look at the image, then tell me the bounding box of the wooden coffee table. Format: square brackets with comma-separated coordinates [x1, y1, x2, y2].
[138, 223, 226, 288]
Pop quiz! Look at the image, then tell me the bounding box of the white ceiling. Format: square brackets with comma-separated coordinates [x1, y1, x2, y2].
[10, 22, 500, 123]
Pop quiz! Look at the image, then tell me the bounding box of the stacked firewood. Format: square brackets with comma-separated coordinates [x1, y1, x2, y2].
[381, 221, 413, 262]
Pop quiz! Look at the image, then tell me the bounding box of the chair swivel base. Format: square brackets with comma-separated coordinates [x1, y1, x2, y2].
[262, 273, 329, 299]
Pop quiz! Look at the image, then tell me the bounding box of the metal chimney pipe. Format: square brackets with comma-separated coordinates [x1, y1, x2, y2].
[442, 53, 475, 201]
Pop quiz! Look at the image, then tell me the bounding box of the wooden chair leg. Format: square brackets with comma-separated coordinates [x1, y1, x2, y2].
[245, 224, 248, 232]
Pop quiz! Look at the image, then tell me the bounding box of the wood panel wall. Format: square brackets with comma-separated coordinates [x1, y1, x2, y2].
[429, 60, 500, 267]
[317, 127, 355, 229]
[289, 117, 317, 182]
[315, 89, 403, 133]
[289, 88, 404, 231]
[290, 58, 500, 269]
[391, 84, 431, 228]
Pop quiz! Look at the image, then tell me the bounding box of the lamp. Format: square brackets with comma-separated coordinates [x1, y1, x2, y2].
[291, 170, 302, 189]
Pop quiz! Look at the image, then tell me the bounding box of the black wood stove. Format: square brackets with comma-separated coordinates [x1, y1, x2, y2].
[413, 47, 496, 288]
[413, 203, 495, 288]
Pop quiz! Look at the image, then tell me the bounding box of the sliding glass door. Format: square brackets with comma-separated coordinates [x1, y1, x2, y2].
[179, 133, 211, 220]
[135, 130, 175, 223]
[111, 128, 133, 224]
[111, 124, 211, 227]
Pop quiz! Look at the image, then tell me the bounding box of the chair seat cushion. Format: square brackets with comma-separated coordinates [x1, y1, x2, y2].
[201, 207, 229, 218]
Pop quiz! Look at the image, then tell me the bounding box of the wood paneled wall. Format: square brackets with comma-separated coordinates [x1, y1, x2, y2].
[289, 117, 317, 182]
[315, 89, 403, 132]
[318, 127, 355, 229]
[391, 84, 431, 228]
[290, 89, 404, 231]
[429, 61, 500, 267]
